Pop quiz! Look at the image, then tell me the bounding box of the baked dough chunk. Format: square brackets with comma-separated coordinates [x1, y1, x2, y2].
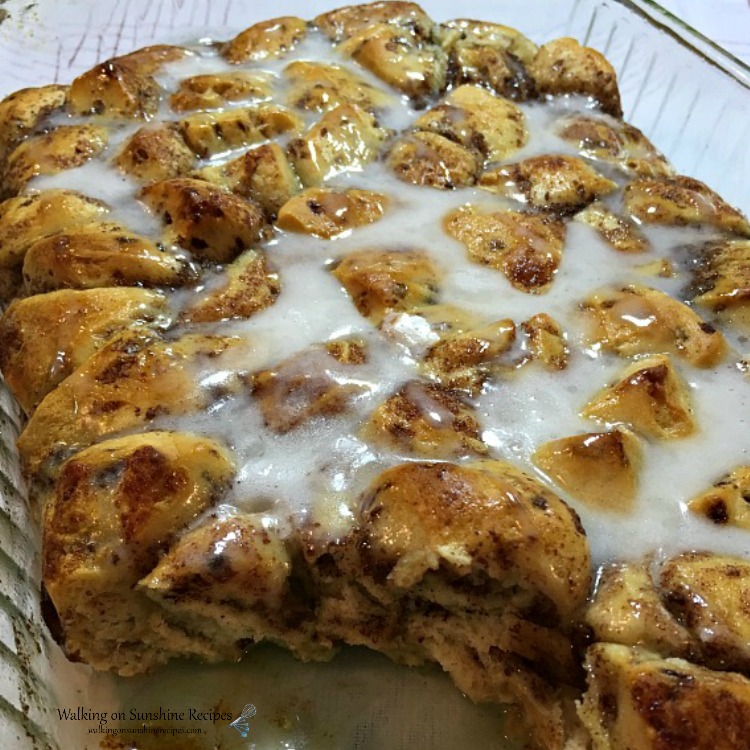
[169, 72, 272, 112]
[114, 124, 196, 183]
[2, 125, 108, 197]
[581, 355, 695, 440]
[194, 143, 300, 219]
[414, 85, 528, 163]
[112, 44, 191, 74]
[180, 250, 280, 324]
[521, 313, 569, 371]
[532, 429, 642, 512]
[288, 103, 391, 186]
[439, 18, 538, 99]
[68, 60, 160, 119]
[660, 552, 750, 673]
[579, 644, 750, 750]
[17, 330, 246, 478]
[0, 190, 109, 295]
[178, 105, 303, 158]
[422, 318, 516, 394]
[574, 202, 650, 253]
[480, 154, 616, 214]
[0, 85, 68, 164]
[338, 23, 447, 104]
[355, 459, 590, 609]
[284, 61, 394, 113]
[0, 288, 167, 414]
[324, 459, 590, 748]
[44, 431, 235, 674]
[222, 16, 308, 64]
[277, 188, 388, 238]
[332, 248, 441, 324]
[689, 467, 750, 529]
[556, 114, 672, 178]
[624, 176, 750, 237]
[22, 222, 195, 293]
[251, 343, 369, 433]
[692, 239, 750, 328]
[388, 131, 481, 189]
[139, 178, 267, 263]
[314, 1, 434, 42]
[585, 562, 694, 659]
[140, 513, 325, 660]
[362, 380, 487, 457]
[528, 38, 622, 118]
[582, 285, 727, 367]
[444, 205, 566, 293]
[587, 553, 750, 674]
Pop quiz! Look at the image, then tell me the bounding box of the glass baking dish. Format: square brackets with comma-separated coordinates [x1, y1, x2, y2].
[0, 1, 748, 748]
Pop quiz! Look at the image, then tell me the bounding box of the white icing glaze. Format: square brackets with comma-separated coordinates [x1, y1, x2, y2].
[24, 29, 750, 568]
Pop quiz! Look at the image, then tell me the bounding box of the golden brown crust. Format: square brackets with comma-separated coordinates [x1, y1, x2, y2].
[22, 222, 195, 293]
[439, 18, 538, 98]
[586, 562, 694, 658]
[112, 44, 191, 74]
[585, 551, 750, 677]
[17, 330, 246, 478]
[556, 114, 672, 178]
[660, 553, 750, 673]
[0, 288, 167, 414]
[579, 644, 750, 750]
[178, 105, 303, 158]
[362, 380, 487, 458]
[138, 178, 268, 263]
[277, 188, 388, 238]
[574, 202, 650, 254]
[444, 205, 566, 293]
[314, 2, 433, 42]
[480, 154, 616, 214]
[68, 61, 160, 119]
[357, 459, 590, 616]
[44, 431, 235, 673]
[581, 355, 695, 440]
[179, 250, 280, 323]
[422, 317, 516, 394]
[284, 60, 395, 113]
[692, 239, 750, 330]
[114, 124, 196, 183]
[169, 72, 272, 112]
[529, 37, 622, 118]
[689, 466, 750, 529]
[388, 131, 480, 189]
[414, 85, 528, 163]
[194, 143, 300, 219]
[533, 429, 642, 512]
[2, 125, 108, 197]
[624, 176, 750, 237]
[222, 16, 308, 64]
[338, 22, 446, 104]
[0, 85, 68, 165]
[2, 9, 748, 747]
[0, 190, 109, 279]
[332, 248, 441, 324]
[582, 285, 727, 368]
[287, 103, 390, 186]
[521, 313, 569, 371]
